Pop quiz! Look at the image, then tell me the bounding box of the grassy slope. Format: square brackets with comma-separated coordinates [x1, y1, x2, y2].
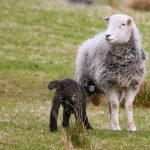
[0, 0, 150, 149]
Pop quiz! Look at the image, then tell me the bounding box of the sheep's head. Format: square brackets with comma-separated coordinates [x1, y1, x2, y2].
[104, 14, 133, 44]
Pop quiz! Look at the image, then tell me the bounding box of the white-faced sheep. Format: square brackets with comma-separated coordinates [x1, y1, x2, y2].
[76, 14, 146, 131]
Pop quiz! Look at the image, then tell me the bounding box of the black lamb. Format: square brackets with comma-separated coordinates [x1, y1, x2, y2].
[48, 78, 96, 132]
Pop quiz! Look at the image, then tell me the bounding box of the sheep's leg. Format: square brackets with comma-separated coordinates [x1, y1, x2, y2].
[125, 90, 138, 131]
[62, 110, 71, 128]
[108, 91, 120, 131]
[49, 96, 60, 132]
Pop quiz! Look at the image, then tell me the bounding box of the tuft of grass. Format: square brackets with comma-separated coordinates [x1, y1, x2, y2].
[60, 127, 74, 150]
[65, 124, 89, 148]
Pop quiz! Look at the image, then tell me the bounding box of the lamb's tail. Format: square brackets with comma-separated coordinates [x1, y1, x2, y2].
[48, 80, 61, 90]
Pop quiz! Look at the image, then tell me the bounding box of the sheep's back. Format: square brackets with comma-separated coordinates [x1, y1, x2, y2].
[76, 33, 109, 83]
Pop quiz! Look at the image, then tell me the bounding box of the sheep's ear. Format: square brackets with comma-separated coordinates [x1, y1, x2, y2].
[127, 18, 132, 26]
[103, 16, 110, 22]
[48, 80, 61, 90]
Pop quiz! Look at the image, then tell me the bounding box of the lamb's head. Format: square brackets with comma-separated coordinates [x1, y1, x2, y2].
[104, 14, 135, 44]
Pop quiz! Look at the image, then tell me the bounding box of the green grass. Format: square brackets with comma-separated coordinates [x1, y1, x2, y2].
[0, 0, 150, 149]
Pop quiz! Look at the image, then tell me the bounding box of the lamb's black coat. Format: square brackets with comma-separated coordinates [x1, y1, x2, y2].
[48, 78, 95, 132]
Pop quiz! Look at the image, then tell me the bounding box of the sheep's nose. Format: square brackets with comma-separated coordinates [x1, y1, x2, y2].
[106, 34, 111, 38]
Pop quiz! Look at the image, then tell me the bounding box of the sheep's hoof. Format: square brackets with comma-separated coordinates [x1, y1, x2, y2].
[127, 123, 137, 132]
[110, 125, 121, 131]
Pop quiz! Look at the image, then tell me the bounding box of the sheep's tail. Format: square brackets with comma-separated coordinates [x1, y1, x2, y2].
[48, 80, 61, 90]
[89, 92, 102, 106]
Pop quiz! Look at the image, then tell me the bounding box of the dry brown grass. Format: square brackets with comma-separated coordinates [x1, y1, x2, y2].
[135, 81, 150, 107]
[127, 0, 150, 11]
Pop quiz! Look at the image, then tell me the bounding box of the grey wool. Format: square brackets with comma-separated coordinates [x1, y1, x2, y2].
[76, 16, 146, 96]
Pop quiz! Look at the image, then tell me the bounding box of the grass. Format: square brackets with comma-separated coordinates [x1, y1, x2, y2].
[0, 0, 150, 149]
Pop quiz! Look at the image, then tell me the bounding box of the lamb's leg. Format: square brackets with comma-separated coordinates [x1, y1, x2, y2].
[74, 107, 93, 129]
[81, 106, 93, 129]
[74, 108, 83, 128]
[62, 110, 71, 128]
[82, 111, 93, 129]
[50, 96, 60, 132]
[108, 91, 120, 131]
[125, 89, 138, 131]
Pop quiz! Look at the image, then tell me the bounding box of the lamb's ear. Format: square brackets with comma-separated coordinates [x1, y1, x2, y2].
[48, 80, 61, 90]
[127, 18, 132, 26]
[103, 16, 110, 22]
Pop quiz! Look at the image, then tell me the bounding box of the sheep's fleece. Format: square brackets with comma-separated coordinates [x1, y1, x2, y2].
[76, 14, 146, 131]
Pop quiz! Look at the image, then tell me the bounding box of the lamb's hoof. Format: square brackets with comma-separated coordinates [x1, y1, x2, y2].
[62, 123, 69, 129]
[127, 123, 137, 132]
[50, 125, 57, 132]
[50, 128, 57, 132]
[86, 125, 93, 130]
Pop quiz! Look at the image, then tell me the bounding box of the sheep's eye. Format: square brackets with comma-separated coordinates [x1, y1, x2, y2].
[121, 23, 125, 26]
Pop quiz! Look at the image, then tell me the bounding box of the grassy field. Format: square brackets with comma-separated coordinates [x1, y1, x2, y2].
[0, 0, 150, 149]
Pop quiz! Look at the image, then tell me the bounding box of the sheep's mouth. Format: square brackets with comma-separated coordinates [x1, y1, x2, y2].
[106, 38, 117, 44]
[106, 38, 113, 41]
